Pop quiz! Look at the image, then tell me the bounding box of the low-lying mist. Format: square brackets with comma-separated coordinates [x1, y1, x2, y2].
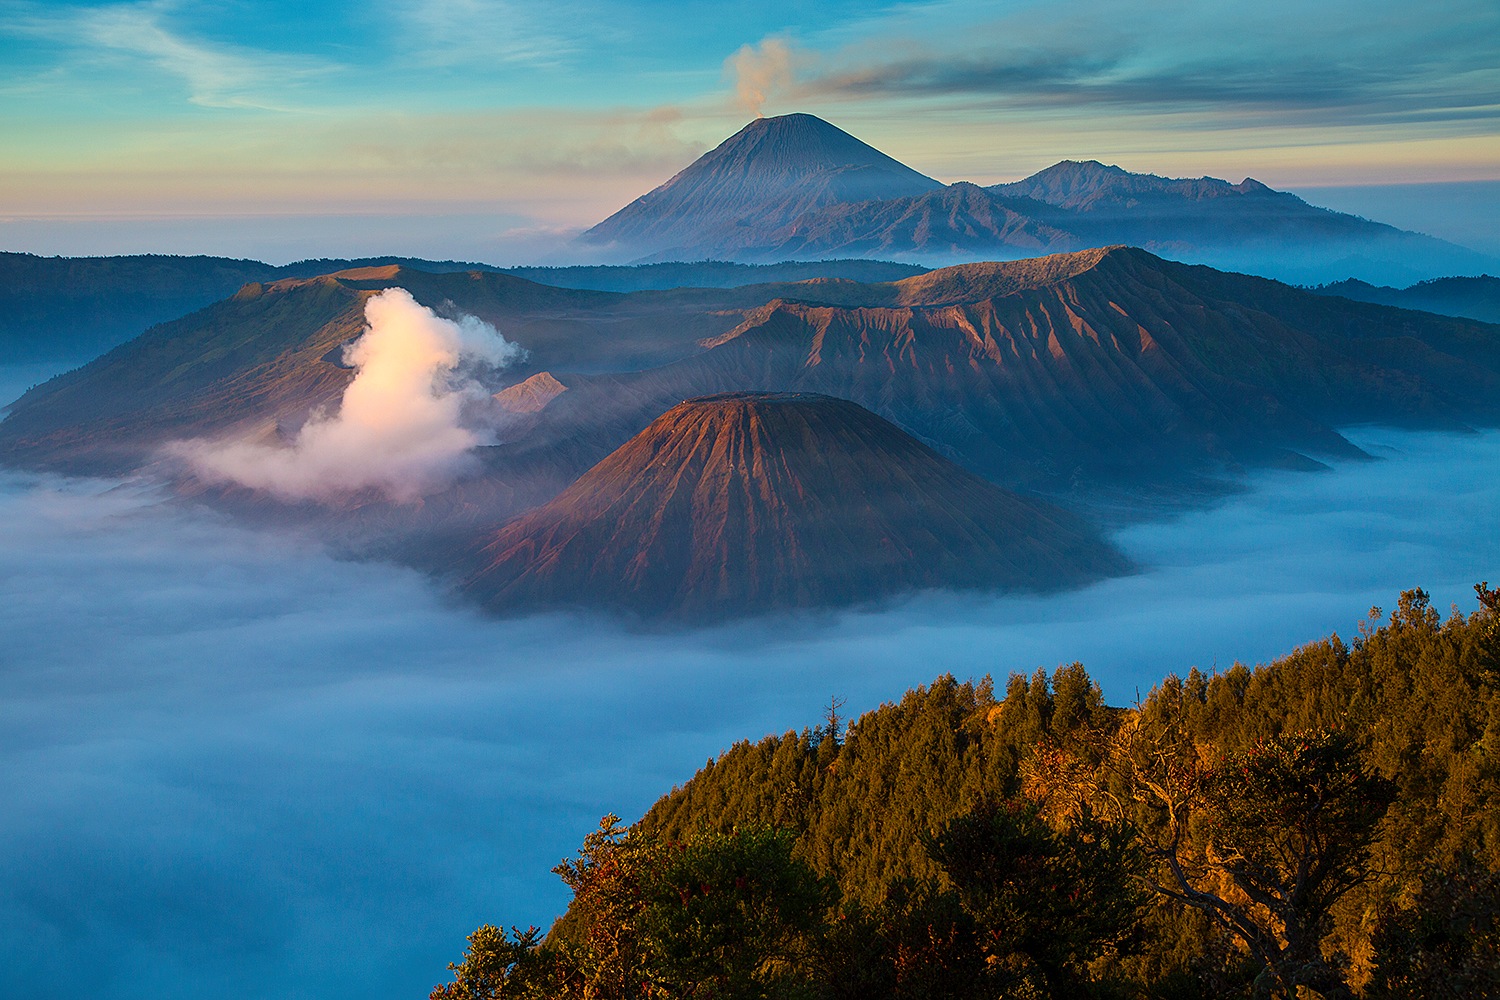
[2, 423, 1498, 1000]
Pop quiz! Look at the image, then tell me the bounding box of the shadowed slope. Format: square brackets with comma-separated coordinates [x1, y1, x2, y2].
[465, 393, 1126, 620]
[1316, 275, 1500, 325]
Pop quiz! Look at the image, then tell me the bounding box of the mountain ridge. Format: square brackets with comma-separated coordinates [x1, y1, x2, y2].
[579, 114, 1494, 284]
[0, 249, 931, 366]
[6, 248, 1499, 528]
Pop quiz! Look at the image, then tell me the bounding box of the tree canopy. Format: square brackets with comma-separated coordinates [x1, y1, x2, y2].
[433, 588, 1500, 999]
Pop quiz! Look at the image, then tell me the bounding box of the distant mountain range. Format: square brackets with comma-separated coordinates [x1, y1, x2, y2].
[5, 247, 1500, 618]
[0, 250, 926, 364]
[582, 114, 1495, 285]
[1315, 274, 1500, 325]
[7, 246, 1499, 494]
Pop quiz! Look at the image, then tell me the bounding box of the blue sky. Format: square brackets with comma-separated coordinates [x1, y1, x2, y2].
[1, 0, 1497, 261]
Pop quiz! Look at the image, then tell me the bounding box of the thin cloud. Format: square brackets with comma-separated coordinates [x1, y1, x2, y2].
[389, 0, 599, 69]
[768, 0, 1500, 128]
[2, 0, 335, 110]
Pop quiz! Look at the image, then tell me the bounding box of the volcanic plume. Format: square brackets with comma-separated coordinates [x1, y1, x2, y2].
[167, 287, 525, 503]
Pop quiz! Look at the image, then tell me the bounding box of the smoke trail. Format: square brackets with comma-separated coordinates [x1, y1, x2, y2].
[169, 287, 525, 503]
[727, 38, 794, 117]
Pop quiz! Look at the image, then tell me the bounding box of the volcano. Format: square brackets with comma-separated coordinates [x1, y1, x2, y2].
[578, 115, 1492, 283]
[462, 392, 1127, 620]
[582, 114, 942, 260]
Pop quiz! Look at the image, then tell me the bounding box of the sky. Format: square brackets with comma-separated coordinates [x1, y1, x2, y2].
[1, 0, 1498, 262]
[2, 420, 1498, 999]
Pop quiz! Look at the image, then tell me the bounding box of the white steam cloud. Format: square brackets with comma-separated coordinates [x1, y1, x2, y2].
[170, 287, 525, 503]
[727, 38, 795, 117]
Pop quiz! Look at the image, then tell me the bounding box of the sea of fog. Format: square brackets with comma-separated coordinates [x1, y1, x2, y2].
[2, 418, 1498, 1000]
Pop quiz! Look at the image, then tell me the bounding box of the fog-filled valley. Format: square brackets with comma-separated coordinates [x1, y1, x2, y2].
[2, 408, 1497, 999]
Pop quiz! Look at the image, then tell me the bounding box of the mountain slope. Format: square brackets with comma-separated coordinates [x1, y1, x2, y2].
[7, 248, 1498, 620]
[990, 159, 1287, 213]
[577, 116, 1493, 283]
[517, 247, 1500, 489]
[0, 251, 932, 370]
[582, 114, 942, 259]
[0, 252, 528, 365]
[1315, 275, 1500, 325]
[7, 250, 1500, 502]
[762, 182, 1074, 260]
[464, 392, 1127, 619]
[985, 161, 1491, 284]
[0, 264, 948, 481]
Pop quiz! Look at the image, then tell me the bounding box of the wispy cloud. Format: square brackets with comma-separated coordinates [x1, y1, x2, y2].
[2, 0, 334, 110]
[389, 0, 601, 69]
[753, 0, 1500, 129]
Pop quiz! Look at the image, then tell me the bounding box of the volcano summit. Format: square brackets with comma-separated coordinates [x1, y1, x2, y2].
[582, 114, 942, 261]
[463, 392, 1127, 620]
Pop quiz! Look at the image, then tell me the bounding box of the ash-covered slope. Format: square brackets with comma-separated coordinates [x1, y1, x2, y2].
[524, 247, 1500, 489]
[581, 114, 941, 259]
[0, 264, 858, 476]
[464, 392, 1126, 620]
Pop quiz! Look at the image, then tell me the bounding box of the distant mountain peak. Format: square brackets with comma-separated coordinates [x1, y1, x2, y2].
[672, 113, 935, 182]
[991, 160, 1281, 211]
[581, 113, 941, 258]
[1040, 159, 1129, 177]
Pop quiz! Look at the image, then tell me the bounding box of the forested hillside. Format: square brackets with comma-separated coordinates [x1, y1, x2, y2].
[433, 586, 1500, 999]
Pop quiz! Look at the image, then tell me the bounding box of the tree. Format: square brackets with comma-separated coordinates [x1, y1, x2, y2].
[1133, 729, 1396, 999]
[819, 696, 846, 748]
[549, 813, 663, 998]
[430, 924, 554, 1000]
[926, 800, 1145, 996]
[821, 881, 988, 1000]
[547, 817, 830, 999]
[1473, 581, 1500, 679]
[637, 826, 831, 998]
[1367, 857, 1500, 999]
